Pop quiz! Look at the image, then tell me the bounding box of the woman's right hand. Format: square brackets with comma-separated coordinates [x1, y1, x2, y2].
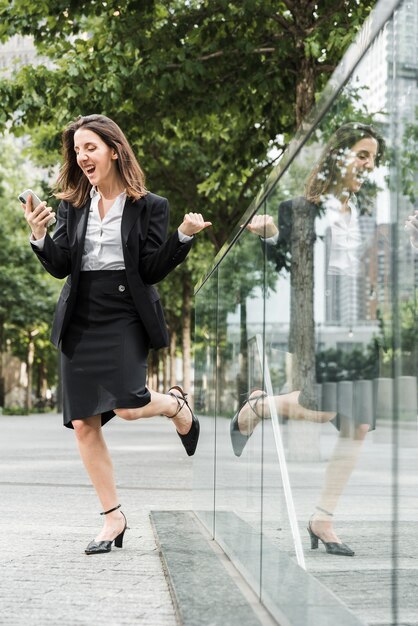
[23, 195, 55, 241]
[246, 214, 278, 238]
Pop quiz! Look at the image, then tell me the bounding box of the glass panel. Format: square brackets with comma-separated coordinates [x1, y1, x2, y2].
[193, 1, 418, 624]
[193, 270, 218, 536]
[256, 88, 397, 626]
[255, 1, 418, 619]
[213, 206, 267, 594]
[389, 3, 418, 624]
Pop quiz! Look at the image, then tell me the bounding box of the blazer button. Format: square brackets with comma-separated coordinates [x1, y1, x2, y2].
[118, 284, 126, 292]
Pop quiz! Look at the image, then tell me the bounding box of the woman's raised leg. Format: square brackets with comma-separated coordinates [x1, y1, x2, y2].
[114, 389, 192, 434]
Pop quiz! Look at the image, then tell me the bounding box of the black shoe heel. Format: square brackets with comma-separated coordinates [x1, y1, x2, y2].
[114, 529, 125, 548]
[307, 524, 319, 549]
[85, 505, 128, 555]
[114, 511, 127, 548]
[307, 517, 354, 557]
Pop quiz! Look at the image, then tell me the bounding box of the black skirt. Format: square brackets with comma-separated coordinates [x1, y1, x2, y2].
[60, 270, 151, 428]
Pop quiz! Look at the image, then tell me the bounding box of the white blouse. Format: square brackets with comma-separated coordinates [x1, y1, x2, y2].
[81, 187, 126, 271]
[264, 195, 364, 277]
[325, 196, 363, 277]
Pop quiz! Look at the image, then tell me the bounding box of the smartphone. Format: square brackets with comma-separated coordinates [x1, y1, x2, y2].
[18, 188, 56, 227]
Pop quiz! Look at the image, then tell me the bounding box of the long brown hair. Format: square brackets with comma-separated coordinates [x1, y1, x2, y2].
[54, 114, 147, 207]
[305, 122, 385, 204]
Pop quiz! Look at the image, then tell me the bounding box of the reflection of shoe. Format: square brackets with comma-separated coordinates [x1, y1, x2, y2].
[85, 504, 128, 555]
[230, 391, 266, 457]
[307, 511, 354, 557]
[168, 385, 200, 456]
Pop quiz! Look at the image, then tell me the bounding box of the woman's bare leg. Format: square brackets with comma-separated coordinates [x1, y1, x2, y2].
[310, 424, 370, 543]
[72, 415, 125, 541]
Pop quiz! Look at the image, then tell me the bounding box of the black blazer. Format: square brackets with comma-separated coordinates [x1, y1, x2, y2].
[31, 192, 193, 350]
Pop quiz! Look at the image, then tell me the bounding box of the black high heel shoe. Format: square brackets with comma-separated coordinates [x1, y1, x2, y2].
[307, 507, 354, 557]
[230, 391, 267, 457]
[85, 504, 128, 555]
[167, 386, 200, 456]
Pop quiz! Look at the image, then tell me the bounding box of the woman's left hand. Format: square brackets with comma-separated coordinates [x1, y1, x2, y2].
[178, 212, 212, 237]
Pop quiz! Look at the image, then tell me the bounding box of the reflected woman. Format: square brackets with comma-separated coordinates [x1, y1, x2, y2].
[231, 122, 385, 557]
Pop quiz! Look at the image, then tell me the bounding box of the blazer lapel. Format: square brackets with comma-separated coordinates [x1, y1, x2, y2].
[75, 199, 91, 244]
[121, 196, 147, 245]
[73, 200, 91, 271]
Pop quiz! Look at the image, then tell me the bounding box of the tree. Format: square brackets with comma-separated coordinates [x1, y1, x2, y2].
[0, 134, 59, 409]
[0, 0, 377, 241]
[0, 0, 377, 391]
[400, 109, 418, 204]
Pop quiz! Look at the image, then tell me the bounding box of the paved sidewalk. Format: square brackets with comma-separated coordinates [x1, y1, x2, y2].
[0, 412, 193, 626]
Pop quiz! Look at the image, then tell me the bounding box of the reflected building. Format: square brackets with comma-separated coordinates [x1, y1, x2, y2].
[362, 223, 392, 320]
[324, 214, 377, 326]
[324, 215, 392, 326]
[354, 1, 418, 300]
[324, 0, 418, 334]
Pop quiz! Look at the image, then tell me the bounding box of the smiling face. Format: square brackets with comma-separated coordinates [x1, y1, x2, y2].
[338, 136, 378, 194]
[74, 128, 119, 188]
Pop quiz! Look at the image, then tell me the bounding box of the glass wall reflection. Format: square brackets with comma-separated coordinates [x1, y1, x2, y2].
[193, 271, 218, 534]
[194, 0, 418, 624]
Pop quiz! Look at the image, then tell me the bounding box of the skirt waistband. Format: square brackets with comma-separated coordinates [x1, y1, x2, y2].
[79, 270, 126, 282]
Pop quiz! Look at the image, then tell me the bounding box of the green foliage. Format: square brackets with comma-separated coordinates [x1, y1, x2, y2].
[400, 108, 418, 204]
[316, 291, 417, 382]
[376, 291, 418, 376]
[2, 405, 30, 415]
[0, 134, 60, 399]
[316, 344, 380, 383]
[0, 0, 377, 358]
[0, 0, 377, 246]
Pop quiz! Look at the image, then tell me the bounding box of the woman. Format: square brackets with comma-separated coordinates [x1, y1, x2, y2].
[23, 114, 211, 555]
[231, 122, 385, 556]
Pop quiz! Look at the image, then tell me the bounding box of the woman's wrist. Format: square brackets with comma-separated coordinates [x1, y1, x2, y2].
[31, 229, 47, 241]
[177, 228, 193, 242]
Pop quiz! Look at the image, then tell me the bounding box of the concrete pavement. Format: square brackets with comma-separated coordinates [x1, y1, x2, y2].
[2, 411, 418, 626]
[0, 412, 192, 626]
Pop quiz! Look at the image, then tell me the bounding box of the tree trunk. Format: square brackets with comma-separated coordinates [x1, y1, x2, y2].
[26, 334, 35, 412]
[0, 318, 5, 407]
[148, 350, 160, 391]
[169, 330, 177, 388]
[295, 55, 316, 129]
[237, 291, 248, 400]
[290, 24, 318, 405]
[216, 309, 229, 415]
[289, 199, 317, 406]
[182, 275, 192, 395]
[152, 350, 160, 391]
[162, 348, 168, 392]
[148, 352, 153, 387]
